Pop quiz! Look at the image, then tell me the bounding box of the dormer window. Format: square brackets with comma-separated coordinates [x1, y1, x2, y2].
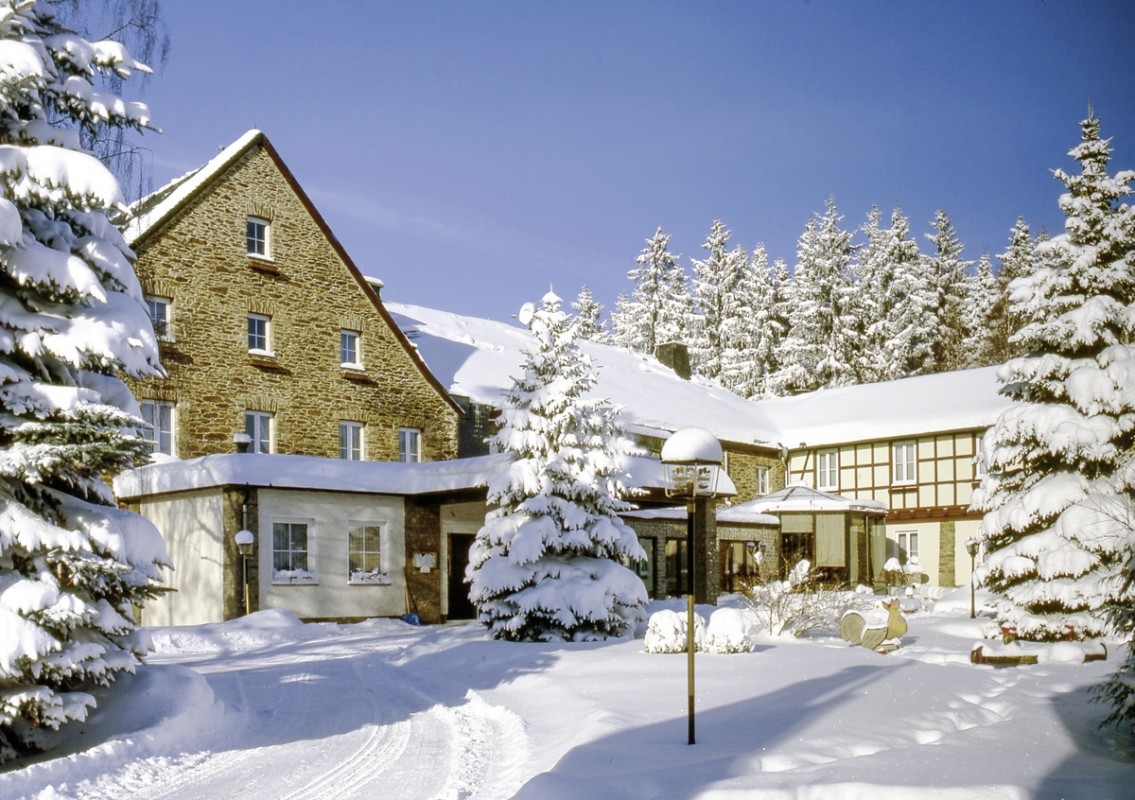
[247, 216, 270, 258]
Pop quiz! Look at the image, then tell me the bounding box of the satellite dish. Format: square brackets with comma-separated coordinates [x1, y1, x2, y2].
[517, 302, 536, 327]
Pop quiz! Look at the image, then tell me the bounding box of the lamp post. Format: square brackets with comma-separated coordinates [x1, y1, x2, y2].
[965, 538, 980, 619]
[661, 427, 725, 746]
[235, 528, 254, 615]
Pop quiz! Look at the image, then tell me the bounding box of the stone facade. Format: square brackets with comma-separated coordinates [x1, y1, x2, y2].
[724, 448, 786, 503]
[126, 136, 460, 463]
[405, 496, 445, 624]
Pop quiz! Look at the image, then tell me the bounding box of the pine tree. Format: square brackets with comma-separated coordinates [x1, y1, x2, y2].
[961, 253, 998, 367]
[571, 284, 606, 342]
[922, 210, 972, 373]
[467, 291, 648, 642]
[0, 0, 166, 761]
[972, 114, 1135, 654]
[610, 227, 689, 356]
[775, 199, 858, 393]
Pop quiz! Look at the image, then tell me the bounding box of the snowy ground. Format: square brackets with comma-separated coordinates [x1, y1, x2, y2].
[2, 591, 1133, 800]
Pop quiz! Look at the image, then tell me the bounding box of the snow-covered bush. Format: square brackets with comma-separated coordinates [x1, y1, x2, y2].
[0, 0, 166, 761]
[744, 560, 874, 638]
[467, 291, 648, 642]
[703, 607, 755, 654]
[643, 608, 705, 654]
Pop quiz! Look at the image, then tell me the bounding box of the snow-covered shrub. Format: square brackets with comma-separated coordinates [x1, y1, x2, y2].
[703, 607, 755, 654]
[744, 560, 874, 638]
[643, 608, 705, 654]
[0, 0, 166, 762]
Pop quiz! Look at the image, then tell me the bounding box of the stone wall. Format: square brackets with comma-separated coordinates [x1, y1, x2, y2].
[725, 449, 786, 502]
[126, 143, 459, 462]
[404, 497, 444, 624]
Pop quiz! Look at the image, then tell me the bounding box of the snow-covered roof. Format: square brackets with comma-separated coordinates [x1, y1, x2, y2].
[387, 302, 783, 448]
[114, 452, 686, 502]
[114, 452, 513, 499]
[388, 301, 1011, 452]
[737, 484, 888, 515]
[123, 129, 263, 245]
[756, 366, 1008, 447]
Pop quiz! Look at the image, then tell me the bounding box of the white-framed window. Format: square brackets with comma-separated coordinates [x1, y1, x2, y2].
[340, 329, 361, 368]
[897, 530, 919, 564]
[816, 449, 838, 491]
[755, 465, 770, 496]
[145, 295, 171, 340]
[893, 441, 917, 484]
[247, 216, 270, 258]
[248, 314, 271, 355]
[339, 421, 364, 460]
[140, 399, 174, 456]
[348, 522, 388, 584]
[272, 520, 316, 583]
[245, 411, 273, 454]
[399, 427, 421, 463]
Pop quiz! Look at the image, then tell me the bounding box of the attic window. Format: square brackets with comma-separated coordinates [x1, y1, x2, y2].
[247, 216, 270, 258]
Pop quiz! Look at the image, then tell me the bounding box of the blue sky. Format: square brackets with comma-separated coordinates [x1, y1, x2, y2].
[132, 0, 1135, 324]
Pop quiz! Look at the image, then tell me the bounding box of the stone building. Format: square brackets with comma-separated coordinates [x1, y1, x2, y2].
[117, 130, 466, 625]
[122, 129, 461, 463]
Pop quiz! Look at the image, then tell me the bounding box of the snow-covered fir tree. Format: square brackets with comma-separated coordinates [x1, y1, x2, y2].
[719, 244, 782, 398]
[610, 227, 690, 356]
[0, 0, 167, 761]
[987, 217, 1038, 364]
[760, 256, 793, 397]
[854, 205, 933, 382]
[922, 209, 972, 373]
[972, 113, 1135, 651]
[961, 253, 998, 368]
[466, 291, 648, 642]
[571, 284, 606, 342]
[774, 199, 858, 393]
[690, 219, 742, 380]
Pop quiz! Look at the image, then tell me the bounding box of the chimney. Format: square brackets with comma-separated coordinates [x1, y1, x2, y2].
[655, 341, 691, 380]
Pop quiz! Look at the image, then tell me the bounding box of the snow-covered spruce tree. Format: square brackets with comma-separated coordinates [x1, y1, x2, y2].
[690, 219, 742, 380]
[571, 284, 606, 343]
[961, 253, 998, 368]
[774, 198, 858, 394]
[854, 205, 933, 382]
[467, 291, 648, 641]
[610, 227, 690, 357]
[0, 0, 166, 760]
[720, 243, 781, 398]
[987, 217, 1039, 364]
[922, 209, 971, 373]
[972, 113, 1135, 647]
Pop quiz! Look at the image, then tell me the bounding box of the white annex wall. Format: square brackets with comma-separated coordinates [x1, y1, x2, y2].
[258, 489, 406, 620]
[140, 489, 224, 626]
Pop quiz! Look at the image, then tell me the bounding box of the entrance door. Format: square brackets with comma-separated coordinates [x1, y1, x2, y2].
[447, 533, 477, 620]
